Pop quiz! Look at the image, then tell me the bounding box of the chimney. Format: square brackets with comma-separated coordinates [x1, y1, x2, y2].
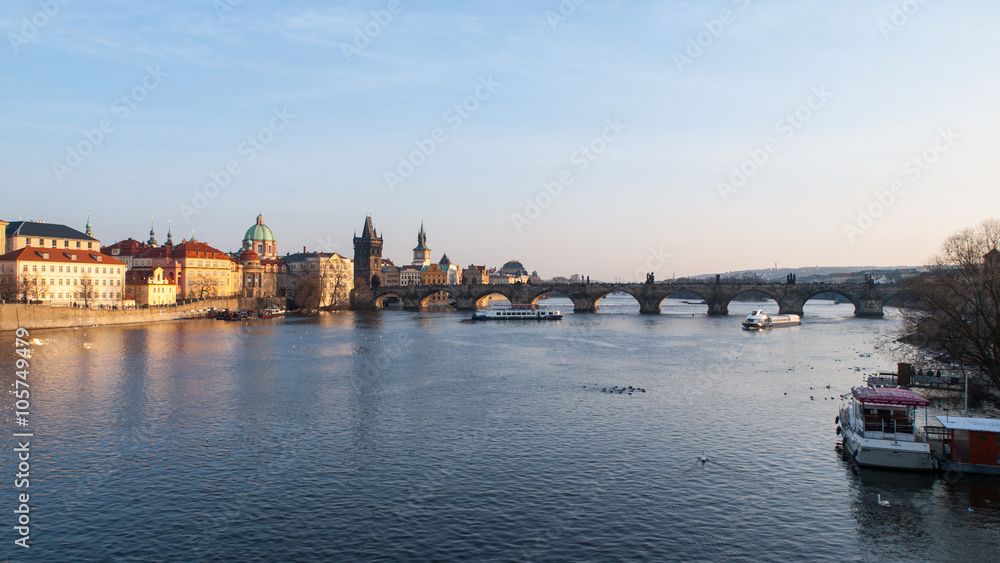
[303, 246, 306, 253]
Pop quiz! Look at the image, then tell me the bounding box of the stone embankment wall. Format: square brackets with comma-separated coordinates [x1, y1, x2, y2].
[0, 298, 239, 332]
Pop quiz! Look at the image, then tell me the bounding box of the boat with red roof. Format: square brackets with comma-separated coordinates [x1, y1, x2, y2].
[837, 386, 934, 471]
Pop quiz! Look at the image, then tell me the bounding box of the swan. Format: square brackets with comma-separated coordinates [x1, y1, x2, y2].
[878, 494, 890, 507]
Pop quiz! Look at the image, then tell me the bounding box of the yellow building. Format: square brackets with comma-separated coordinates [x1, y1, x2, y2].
[132, 238, 240, 300]
[127, 266, 177, 307]
[421, 263, 447, 285]
[4, 218, 101, 253]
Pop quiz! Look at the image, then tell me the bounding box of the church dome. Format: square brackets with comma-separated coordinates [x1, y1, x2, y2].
[244, 213, 275, 242]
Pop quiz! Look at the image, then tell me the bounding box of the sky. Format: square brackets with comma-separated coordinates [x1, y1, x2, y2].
[2, 0, 999, 280]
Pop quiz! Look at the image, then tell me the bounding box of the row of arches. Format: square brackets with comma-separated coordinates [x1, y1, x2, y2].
[373, 288, 903, 316]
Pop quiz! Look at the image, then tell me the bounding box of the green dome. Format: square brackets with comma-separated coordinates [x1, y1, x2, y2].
[244, 214, 275, 242]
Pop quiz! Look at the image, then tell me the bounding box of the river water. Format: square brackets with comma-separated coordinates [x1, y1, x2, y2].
[3, 297, 999, 562]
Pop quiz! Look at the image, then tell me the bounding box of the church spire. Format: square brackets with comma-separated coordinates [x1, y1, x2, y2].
[165, 220, 173, 246]
[85, 212, 93, 237]
[147, 218, 158, 247]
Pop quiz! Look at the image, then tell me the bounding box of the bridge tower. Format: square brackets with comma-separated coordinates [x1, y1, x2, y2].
[353, 212, 383, 291]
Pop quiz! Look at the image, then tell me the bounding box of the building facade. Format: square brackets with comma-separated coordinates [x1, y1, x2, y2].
[132, 239, 240, 300]
[5, 219, 101, 253]
[462, 265, 489, 284]
[0, 247, 126, 306]
[281, 251, 354, 308]
[127, 266, 177, 307]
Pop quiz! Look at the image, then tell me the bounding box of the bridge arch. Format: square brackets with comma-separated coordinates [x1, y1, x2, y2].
[474, 291, 513, 309]
[593, 287, 643, 313]
[655, 287, 711, 314]
[418, 288, 457, 309]
[374, 291, 405, 308]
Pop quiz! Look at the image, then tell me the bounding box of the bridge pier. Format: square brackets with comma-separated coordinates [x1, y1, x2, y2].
[454, 296, 477, 311]
[572, 296, 597, 313]
[706, 298, 728, 316]
[778, 298, 805, 317]
[854, 298, 884, 318]
[639, 299, 661, 314]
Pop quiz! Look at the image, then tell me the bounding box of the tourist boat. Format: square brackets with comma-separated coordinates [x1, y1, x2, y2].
[259, 306, 285, 318]
[471, 303, 563, 320]
[837, 386, 934, 471]
[742, 308, 800, 329]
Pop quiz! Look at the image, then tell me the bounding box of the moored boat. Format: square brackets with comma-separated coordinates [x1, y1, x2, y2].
[259, 306, 286, 318]
[742, 308, 800, 330]
[926, 416, 1000, 476]
[838, 386, 933, 471]
[471, 303, 562, 320]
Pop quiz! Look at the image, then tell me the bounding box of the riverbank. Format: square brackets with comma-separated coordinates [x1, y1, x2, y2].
[0, 297, 238, 332]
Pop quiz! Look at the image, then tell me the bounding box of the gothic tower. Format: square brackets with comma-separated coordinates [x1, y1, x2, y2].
[353, 213, 383, 290]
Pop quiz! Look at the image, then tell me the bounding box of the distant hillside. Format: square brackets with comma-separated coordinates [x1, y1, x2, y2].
[684, 265, 924, 282]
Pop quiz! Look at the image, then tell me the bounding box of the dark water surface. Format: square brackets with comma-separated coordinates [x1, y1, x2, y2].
[3, 298, 999, 561]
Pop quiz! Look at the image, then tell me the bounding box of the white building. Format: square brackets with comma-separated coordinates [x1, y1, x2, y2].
[0, 247, 127, 307]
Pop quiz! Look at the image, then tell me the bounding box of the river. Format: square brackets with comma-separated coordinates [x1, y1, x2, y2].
[2, 297, 998, 561]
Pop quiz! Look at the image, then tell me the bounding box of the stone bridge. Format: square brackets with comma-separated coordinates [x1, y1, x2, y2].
[358, 282, 907, 317]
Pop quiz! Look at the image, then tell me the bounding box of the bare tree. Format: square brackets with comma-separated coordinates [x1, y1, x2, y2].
[898, 218, 1000, 389]
[20, 274, 40, 302]
[0, 270, 18, 301]
[294, 272, 322, 313]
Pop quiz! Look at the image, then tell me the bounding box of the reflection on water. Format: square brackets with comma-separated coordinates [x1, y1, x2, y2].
[1, 302, 998, 562]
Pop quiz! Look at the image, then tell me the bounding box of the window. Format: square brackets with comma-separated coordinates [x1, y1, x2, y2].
[40, 265, 46, 272]
[32, 265, 37, 272]
[73, 266, 77, 273]
[76, 241, 81, 248]
[87, 242, 92, 249]
[63, 240, 69, 248]
[22, 265, 27, 272]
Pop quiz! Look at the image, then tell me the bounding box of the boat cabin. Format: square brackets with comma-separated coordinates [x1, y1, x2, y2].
[846, 387, 929, 441]
[930, 417, 1000, 467]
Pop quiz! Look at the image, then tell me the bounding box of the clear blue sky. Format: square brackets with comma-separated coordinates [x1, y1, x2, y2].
[3, 0, 998, 279]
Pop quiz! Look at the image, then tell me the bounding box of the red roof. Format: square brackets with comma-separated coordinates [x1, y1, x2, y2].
[852, 386, 930, 406]
[102, 238, 150, 257]
[0, 247, 126, 267]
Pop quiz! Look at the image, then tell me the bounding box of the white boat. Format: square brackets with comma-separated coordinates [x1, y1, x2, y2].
[471, 303, 563, 320]
[742, 308, 800, 329]
[838, 386, 933, 471]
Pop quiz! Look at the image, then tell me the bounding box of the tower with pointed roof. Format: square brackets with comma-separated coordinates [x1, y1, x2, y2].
[85, 213, 93, 238]
[147, 219, 158, 247]
[412, 222, 431, 267]
[165, 221, 174, 247]
[353, 212, 383, 291]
